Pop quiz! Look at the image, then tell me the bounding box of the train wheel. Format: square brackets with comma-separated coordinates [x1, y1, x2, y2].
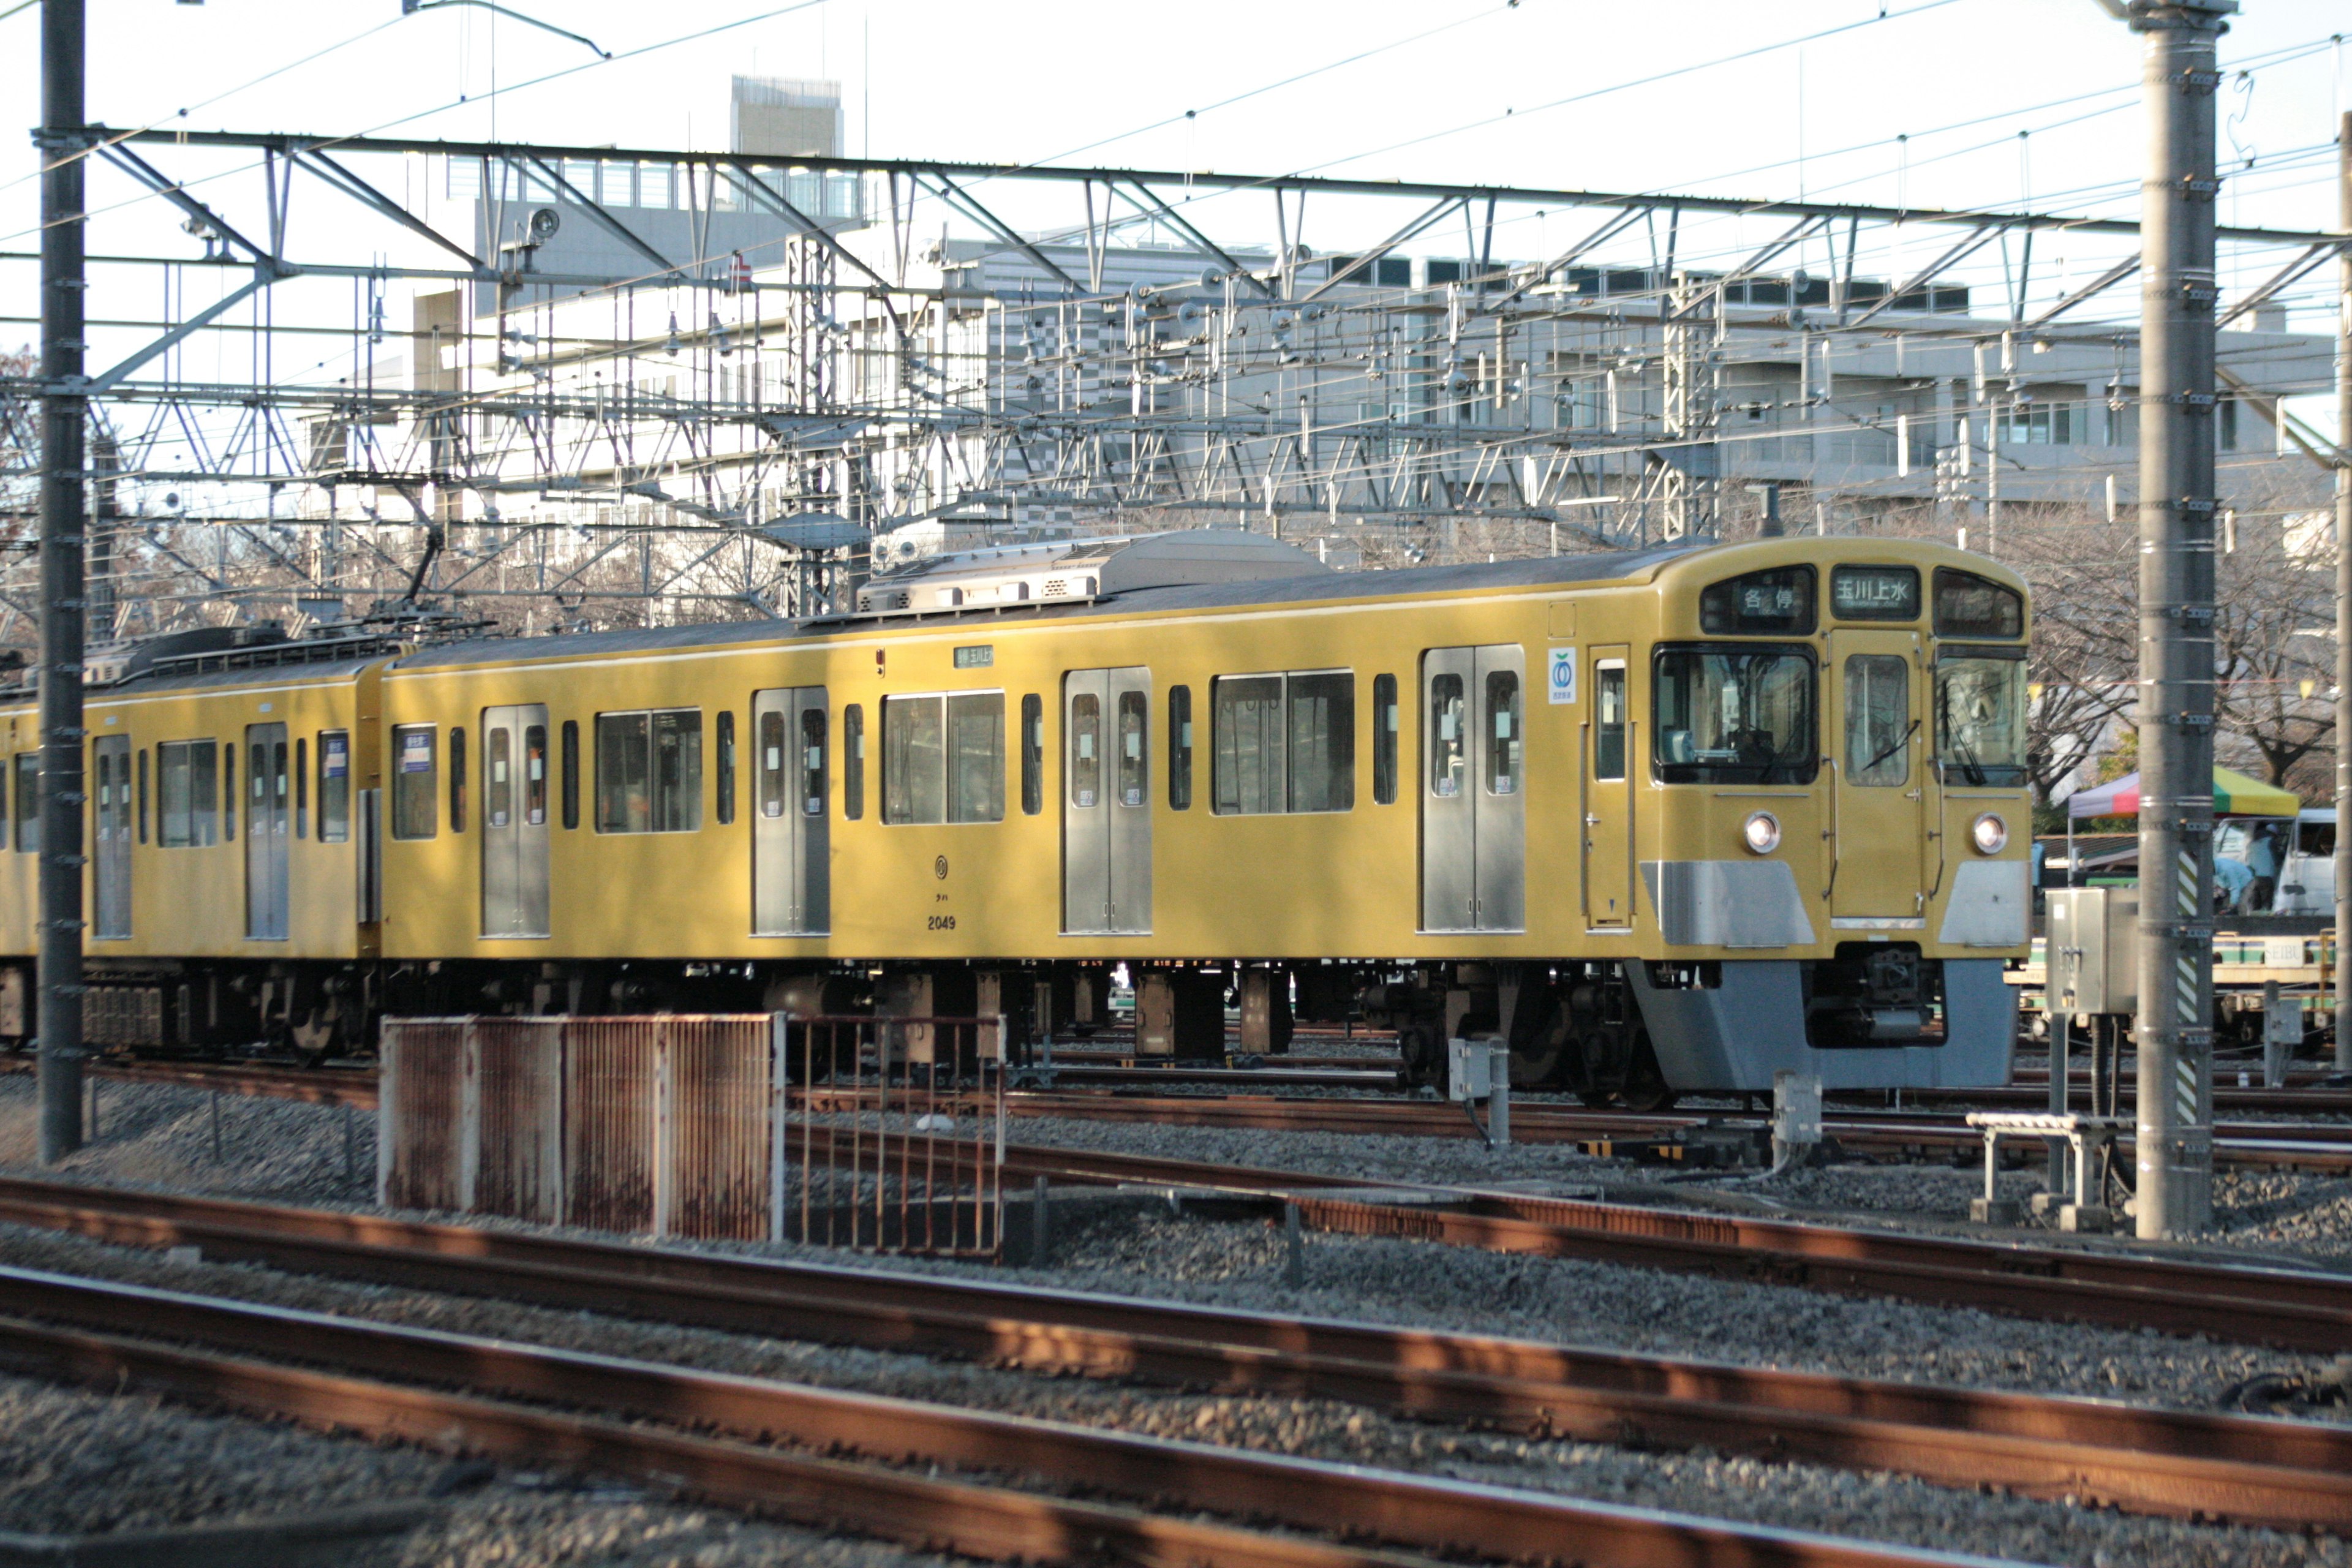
[1618, 1032, 1678, 1114]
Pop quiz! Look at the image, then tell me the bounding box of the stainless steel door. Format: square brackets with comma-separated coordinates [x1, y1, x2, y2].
[1062, 667, 1151, 935]
[244, 722, 288, 940]
[480, 704, 551, 938]
[1420, 645, 1526, 933]
[753, 687, 829, 935]
[93, 735, 130, 940]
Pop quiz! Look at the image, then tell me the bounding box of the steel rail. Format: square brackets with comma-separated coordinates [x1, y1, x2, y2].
[0, 1177, 2345, 1529]
[0, 1264, 2009, 1568]
[0, 1054, 378, 1109]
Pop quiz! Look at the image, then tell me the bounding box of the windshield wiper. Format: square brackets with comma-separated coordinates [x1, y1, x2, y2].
[1861, 718, 1920, 778]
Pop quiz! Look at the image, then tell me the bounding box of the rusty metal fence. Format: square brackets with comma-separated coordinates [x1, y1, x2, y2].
[380, 1013, 1005, 1257]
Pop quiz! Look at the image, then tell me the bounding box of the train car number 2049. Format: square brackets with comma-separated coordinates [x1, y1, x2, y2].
[927, 914, 957, 931]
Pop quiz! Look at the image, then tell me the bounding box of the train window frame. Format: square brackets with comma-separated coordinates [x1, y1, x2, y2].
[222, 742, 236, 842]
[843, 704, 865, 820]
[594, 707, 703, 835]
[715, 710, 737, 826]
[157, 739, 221, 848]
[1829, 564, 1921, 623]
[317, 731, 351, 843]
[1168, 685, 1194, 810]
[1842, 654, 1912, 788]
[560, 720, 580, 829]
[13, 753, 36, 851]
[448, 726, 468, 834]
[294, 736, 308, 839]
[1934, 644, 2030, 789]
[1371, 674, 1399, 806]
[1594, 662, 1628, 782]
[882, 690, 1005, 826]
[800, 706, 829, 818]
[1212, 669, 1355, 816]
[524, 723, 548, 826]
[390, 725, 437, 840]
[1116, 690, 1148, 809]
[137, 747, 149, 844]
[1650, 643, 1820, 786]
[1699, 565, 1817, 636]
[0, 748, 8, 840]
[1932, 568, 2024, 639]
[1019, 694, 1042, 816]
[484, 722, 513, 829]
[1484, 669, 1523, 796]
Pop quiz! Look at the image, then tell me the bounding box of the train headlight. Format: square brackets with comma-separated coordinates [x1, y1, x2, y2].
[1970, 812, 2009, 856]
[1741, 810, 1782, 855]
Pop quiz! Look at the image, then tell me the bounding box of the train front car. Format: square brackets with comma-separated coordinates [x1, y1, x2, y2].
[1606, 538, 2030, 1100]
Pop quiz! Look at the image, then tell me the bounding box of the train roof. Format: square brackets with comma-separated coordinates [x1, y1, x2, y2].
[386, 543, 1705, 673]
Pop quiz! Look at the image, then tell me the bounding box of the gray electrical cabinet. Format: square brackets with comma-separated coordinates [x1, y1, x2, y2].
[2045, 887, 2138, 1016]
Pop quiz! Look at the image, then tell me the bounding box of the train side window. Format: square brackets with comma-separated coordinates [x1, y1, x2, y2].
[1287, 673, 1354, 812]
[449, 726, 468, 833]
[524, 725, 548, 825]
[800, 707, 828, 816]
[1485, 670, 1521, 796]
[1212, 676, 1282, 813]
[1372, 674, 1398, 806]
[1068, 693, 1100, 809]
[1595, 665, 1627, 781]
[758, 708, 786, 818]
[318, 731, 351, 842]
[13, 753, 37, 851]
[1428, 675, 1466, 798]
[1213, 672, 1352, 815]
[294, 737, 308, 839]
[137, 747, 149, 843]
[1020, 694, 1043, 815]
[843, 704, 865, 820]
[391, 725, 437, 839]
[0, 750, 9, 841]
[222, 742, 235, 841]
[560, 721, 579, 830]
[1167, 685, 1193, 810]
[949, 693, 1005, 823]
[596, 709, 701, 833]
[157, 739, 219, 847]
[715, 711, 737, 826]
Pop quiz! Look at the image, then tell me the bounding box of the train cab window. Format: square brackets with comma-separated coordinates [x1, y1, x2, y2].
[1116, 690, 1148, 808]
[1372, 674, 1399, 806]
[158, 739, 220, 847]
[485, 725, 513, 829]
[843, 704, 865, 821]
[715, 712, 737, 826]
[758, 708, 786, 818]
[137, 748, 149, 843]
[1068, 693, 1101, 810]
[294, 737, 308, 838]
[449, 726, 468, 834]
[391, 725, 437, 840]
[1213, 671, 1354, 815]
[595, 709, 702, 834]
[1595, 664, 1627, 781]
[1428, 675, 1466, 799]
[560, 721, 580, 829]
[1935, 647, 2029, 788]
[1168, 685, 1193, 810]
[524, 723, 548, 826]
[1019, 695, 1042, 816]
[800, 707, 829, 816]
[1932, 569, 2024, 639]
[1653, 646, 1817, 785]
[1844, 655, 1911, 786]
[318, 731, 350, 843]
[222, 744, 235, 841]
[1485, 671, 1522, 795]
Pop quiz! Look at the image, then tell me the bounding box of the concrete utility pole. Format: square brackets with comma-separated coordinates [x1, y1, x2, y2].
[2127, 0, 2232, 1238]
[2335, 109, 2352, 1077]
[36, 0, 86, 1163]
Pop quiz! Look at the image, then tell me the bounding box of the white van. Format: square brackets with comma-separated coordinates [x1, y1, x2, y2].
[2215, 810, 2337, 915]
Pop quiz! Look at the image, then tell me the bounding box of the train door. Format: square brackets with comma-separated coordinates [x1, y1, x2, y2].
[1420, 645, 1526, 932]
[1061, 667, 1151, 935]
[1827, 631, 1927, 925]
[480, 704, 551, 938]
[1582, 650, 1632, 929]
[92, 734, 131, 940]
[244, 722, 289, 940]
[752, 688, 829, 936]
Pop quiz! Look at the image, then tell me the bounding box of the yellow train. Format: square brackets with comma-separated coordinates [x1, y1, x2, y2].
[0, 530, 2030, 1106]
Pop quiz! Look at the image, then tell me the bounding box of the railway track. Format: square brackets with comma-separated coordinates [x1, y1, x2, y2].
[0, 1253, 2015, 1568]
[0, 1177, 2346, 1533]
[0, 1054, 378, 1109]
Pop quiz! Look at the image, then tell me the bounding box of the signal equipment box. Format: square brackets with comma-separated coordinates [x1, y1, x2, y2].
[2045, 887, 2139, 1016]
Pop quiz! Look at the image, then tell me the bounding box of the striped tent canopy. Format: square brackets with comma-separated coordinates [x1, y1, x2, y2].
[2065, 766, 2301, 820]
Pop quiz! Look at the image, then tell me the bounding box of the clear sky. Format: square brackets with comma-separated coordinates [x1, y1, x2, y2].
[2, 1, 2348, 331]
